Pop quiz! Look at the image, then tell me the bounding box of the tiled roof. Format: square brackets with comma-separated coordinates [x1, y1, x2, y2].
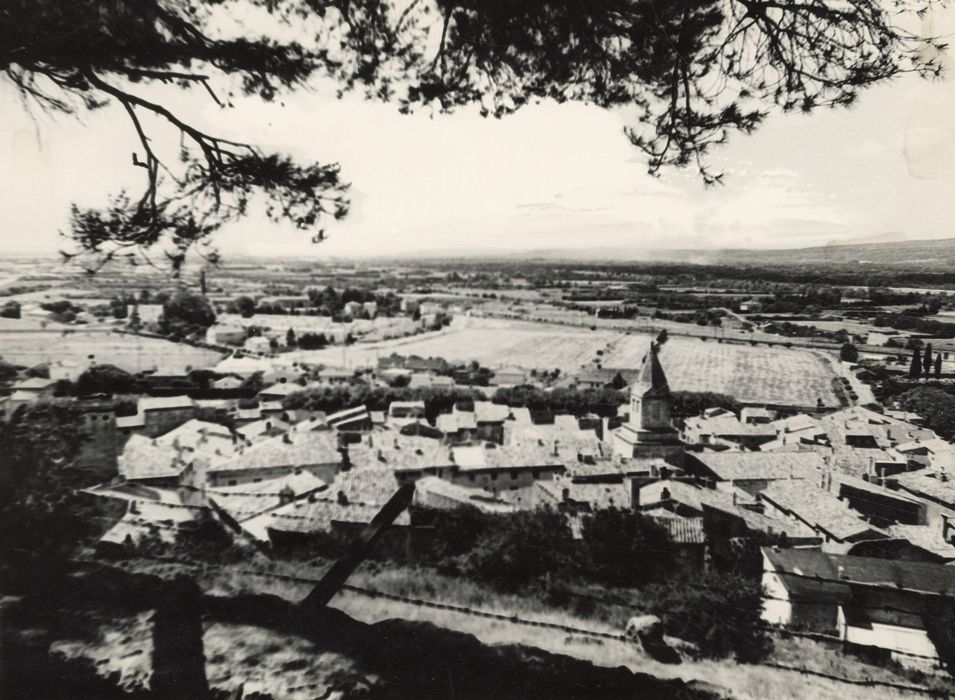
[504, 420, 604, 460]
[415, 475, 518, 514]
[117, 434, 193, 481]
[893, 471, 955, 508]
[327, 405, 370, 427]
[638, 480, 758, 514]
[536, 480, 630, 510]
[508, 407, 533, 424]
[771, 414, 824, 435]
[408, 374, 454, 389]
[816, 405, 939, 451]
[209, 471, 327, 522]
[266, 495, 410, 534]
[763, 546, 955, 597]
[258, 383, 299, 397]
[691, 450, 825, 481]
[437, 412, 477, 432]
[346, 435, 453, 473]
[566, 461, 625, 480]
[389, 400, 426, 410]
[13, 377, 56, 390]
[320, 367, 354, 379]
[831, 472, 922, 506]
[645, 512, 706, 544]
[451, 443, 566, 472]
[116, 414, 145, 429]
[236, 417, 291, 439]
[760, 479, 886, 542]
[475, 401, 510, 423]
[684, 413, 776, 438]
[159, 419, 238, 458]
[140, 395, 196, 412]
[209, 430, 342, 473]
[886, 523, 955, 559]
[330, 467, 404, 505]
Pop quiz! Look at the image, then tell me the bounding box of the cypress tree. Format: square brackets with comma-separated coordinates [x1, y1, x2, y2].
[909, 347, 922, 379]
[924, 343, 933, 374]
[936, 355, 943, 379]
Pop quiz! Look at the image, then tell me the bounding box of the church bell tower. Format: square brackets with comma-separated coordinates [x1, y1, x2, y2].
[613, 343, 684, 463]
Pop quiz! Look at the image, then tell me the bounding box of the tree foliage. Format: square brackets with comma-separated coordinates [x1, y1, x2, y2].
[492, 385, 627, 417]
[646, 572, 771, 662]
[670, 390, 741, 417]
[4, 0, 946, 266]
[924, 597, 955, 676]
[839, 342, 859, 363]
[0, 301, 21, 319]
[75, 364, 141, 395]
[908, 347, 923, 379]
[0, 404, 117, 558]
[580, 509, 674, 587]
[159, 288, 216, 337]
[898, 386, 955, 440]
[456, 507, 576, 592]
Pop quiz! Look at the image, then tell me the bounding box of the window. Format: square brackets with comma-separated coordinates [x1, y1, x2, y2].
[510, 470, 518, 480]
[491, 473, 498, 481]
[532, 470, 540, 479]
[253, 478, 262, 483]
[469, 474, 475, 482]
[228, 480, 237, 486]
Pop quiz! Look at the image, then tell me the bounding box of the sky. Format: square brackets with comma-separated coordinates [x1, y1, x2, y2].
[2, 6, 955, 259]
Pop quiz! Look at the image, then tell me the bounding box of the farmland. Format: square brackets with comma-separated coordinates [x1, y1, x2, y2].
[291, 317, 838, 407]
[0, 330, 224, 373]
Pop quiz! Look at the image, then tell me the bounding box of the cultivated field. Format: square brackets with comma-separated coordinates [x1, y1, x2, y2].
[289, 318, 838, 406]
[605, 335, 838, 406]
[0, 330, 224, 373]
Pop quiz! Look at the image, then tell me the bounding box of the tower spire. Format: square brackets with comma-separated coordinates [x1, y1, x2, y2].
[635, 342, 671, 399]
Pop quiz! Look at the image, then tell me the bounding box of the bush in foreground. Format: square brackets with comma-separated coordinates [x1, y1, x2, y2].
[646, 573, 772, 663]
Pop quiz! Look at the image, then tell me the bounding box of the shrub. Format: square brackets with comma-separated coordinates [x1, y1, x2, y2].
[457, 508, 576, 592]
[580, 509, 674, 587]
[75, 364, 141, 395]
[647, 573, 772, 662]
[839, 343, 859, 362]
[898, 387, 955, 440]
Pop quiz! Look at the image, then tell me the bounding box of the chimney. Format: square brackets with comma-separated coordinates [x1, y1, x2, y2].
[552, 439, 560, 457]
[278, 485, 295, 505]
[838, 565, 848, 580]
[732, 491, 737, 506]
[282, 433, 292, 444]
[562, 487, 570, 502]
[944, 515, 952, 543]
[337, 490, 349, 505]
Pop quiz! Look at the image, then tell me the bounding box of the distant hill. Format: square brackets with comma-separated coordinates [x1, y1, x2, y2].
[692, 237, 955, 269]
[402, 237, 955, 270]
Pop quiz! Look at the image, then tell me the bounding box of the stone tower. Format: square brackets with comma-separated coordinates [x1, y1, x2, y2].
[613, 343, 684, 463]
